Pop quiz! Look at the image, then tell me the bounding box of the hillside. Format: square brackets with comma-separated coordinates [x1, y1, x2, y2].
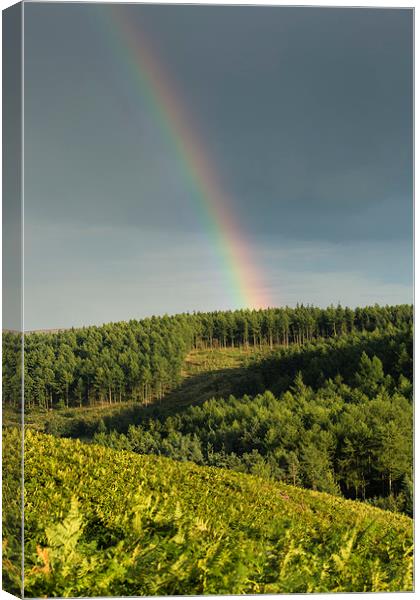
[3, 304, 412, 412]
[2, 344, 268, 437]
[6, 328, 412, 513]
[2, 305, 414, 596]
[3, 429, 413, 596]
[7, 323, 413, 435]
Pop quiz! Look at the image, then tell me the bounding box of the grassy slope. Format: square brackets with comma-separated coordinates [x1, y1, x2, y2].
[4, 429, 413, 596]
[160, 345, 270, 411]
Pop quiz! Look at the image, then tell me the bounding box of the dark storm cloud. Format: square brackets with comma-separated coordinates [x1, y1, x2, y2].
[23, 4, 413, 328]
[136, 6, 413, 242]
[25, 5, 412, 240]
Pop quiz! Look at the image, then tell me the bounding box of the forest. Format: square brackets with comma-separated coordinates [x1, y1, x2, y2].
[2, 303, 413, 409]
[3, 303, 413, 514]
[91, 328, 413, 514]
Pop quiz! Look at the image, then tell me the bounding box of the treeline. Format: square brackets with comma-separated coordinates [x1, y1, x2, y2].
[2, 304, 412, 410]
[250, 326, 413, 396]
[92, 330, 413, 515]
[191, 303, 412, 349]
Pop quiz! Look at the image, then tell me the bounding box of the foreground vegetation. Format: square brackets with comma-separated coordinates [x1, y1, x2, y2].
[3, 429, 413, 596]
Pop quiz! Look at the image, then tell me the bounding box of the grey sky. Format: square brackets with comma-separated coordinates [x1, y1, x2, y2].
[23, 4, 413, 329]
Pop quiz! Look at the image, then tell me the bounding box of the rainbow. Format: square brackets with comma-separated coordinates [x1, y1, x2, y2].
[101, 5, 272, 309]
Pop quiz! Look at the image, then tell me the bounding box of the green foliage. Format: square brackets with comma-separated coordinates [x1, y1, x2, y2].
[18, 324, 413, 515]
[354, 352, 384, 396]
[90, 331, 413, 512]
[4, 429, 413, 596]
[2, 427, 22, 596]
[2, 304, 413, 595]
[3, 304, 412, 411]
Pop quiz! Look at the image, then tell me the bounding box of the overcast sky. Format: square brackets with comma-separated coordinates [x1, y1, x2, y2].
[23, 4, 413, 329]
